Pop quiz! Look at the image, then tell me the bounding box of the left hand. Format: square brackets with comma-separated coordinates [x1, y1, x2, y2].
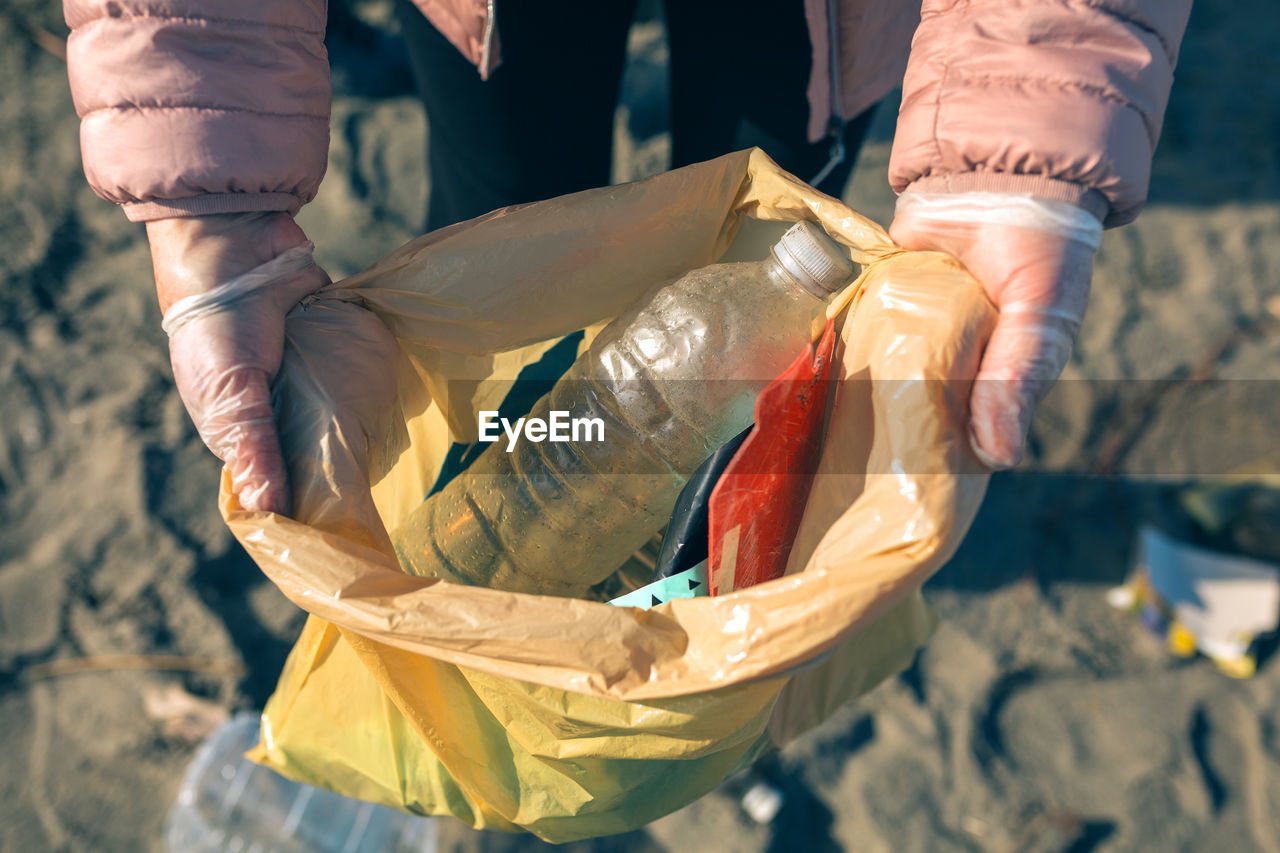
[890, 194, 1100, 469]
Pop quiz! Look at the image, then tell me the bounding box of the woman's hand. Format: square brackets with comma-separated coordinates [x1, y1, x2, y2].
[890, 193, 1101, 469]
[148, 212, 328, 514]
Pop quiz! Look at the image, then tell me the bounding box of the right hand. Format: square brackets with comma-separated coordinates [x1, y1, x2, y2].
[889, 192, 1101, 470]
[148, 212, 328, 515]
[890, 212, 1094, 469]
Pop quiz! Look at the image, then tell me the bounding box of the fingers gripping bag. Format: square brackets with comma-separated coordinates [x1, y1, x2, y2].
[229, 149, 996, 841]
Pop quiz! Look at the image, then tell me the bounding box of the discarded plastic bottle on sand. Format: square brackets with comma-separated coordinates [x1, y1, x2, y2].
[166, 712, 437, 853]
[393, 221, 855, 597]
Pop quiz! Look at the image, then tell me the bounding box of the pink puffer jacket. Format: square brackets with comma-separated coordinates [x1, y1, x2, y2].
[65, 0, 1191, 228]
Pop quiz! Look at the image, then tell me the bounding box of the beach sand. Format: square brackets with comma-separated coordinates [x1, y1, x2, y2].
[3, 1, 1279, 850]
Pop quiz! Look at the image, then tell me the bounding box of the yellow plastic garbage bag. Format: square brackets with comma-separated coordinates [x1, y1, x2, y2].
[232, 149, 996, 841]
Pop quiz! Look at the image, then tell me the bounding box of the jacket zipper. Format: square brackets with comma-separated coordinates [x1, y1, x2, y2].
[810, 0, 847, 187]
[479, 0, 497, 78]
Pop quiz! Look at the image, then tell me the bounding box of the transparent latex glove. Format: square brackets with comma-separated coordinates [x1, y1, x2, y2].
[890, 193, 1103, 469]
[149, 212, 329, 514]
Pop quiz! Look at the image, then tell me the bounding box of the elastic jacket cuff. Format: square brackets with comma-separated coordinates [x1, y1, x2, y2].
[902, 173, 1110, 227]
[122, 192, 301, 223]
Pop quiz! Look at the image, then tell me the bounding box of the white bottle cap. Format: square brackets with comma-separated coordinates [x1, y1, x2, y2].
[771, 221, 856, 298]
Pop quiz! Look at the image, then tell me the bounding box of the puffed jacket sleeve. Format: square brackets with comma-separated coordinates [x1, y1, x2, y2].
[64, 0, 331, 222]
[888, 0, 1194, 227]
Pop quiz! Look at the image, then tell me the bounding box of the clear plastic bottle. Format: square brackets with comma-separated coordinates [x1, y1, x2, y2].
[393, 221, 855, 596]
[165, 713, 437, 853]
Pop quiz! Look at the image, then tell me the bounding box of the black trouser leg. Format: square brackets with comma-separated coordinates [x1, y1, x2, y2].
[663, 0, 874, 198]
[396, 0, 875, 228]
[395, 0, 639, 231]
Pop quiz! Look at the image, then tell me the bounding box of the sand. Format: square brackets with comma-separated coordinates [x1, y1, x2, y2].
[3, 0, 1280, 850]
